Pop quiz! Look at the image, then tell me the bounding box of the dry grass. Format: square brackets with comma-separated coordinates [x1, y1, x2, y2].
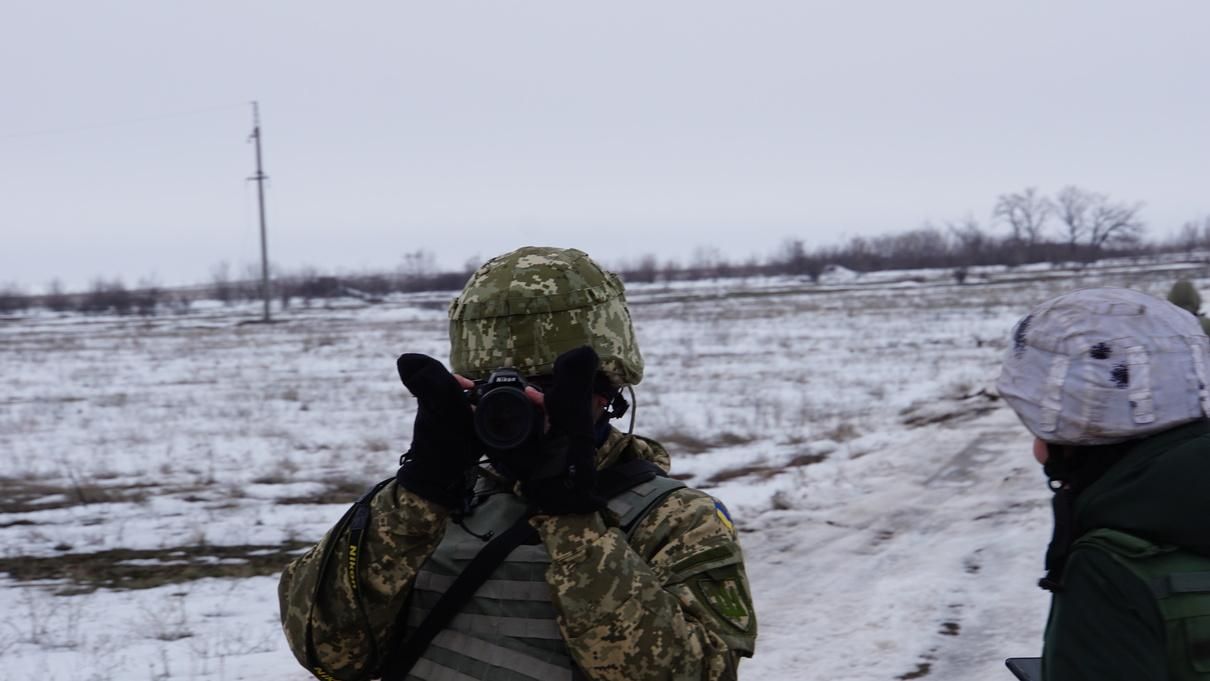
[0, 542, 314, 595]
[656, 431, 714, 455]
[706, 463, 782, 484]
[705, 449, 830, 485]
[655, 429, 755, 456]
[276, 476, 376, 505]
[363, 437, 393, 453]
[819, 421, 860, 442]
[0, 477, 151, 514]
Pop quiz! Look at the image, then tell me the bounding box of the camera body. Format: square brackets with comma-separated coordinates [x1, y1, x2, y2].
[470, 368, 542, 451]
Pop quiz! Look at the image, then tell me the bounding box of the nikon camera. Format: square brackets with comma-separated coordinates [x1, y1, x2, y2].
[469, 369, 544, 451]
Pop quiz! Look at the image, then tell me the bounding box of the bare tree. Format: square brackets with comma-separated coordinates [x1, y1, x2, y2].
[622, 254, 660, 284]
[0, 282, 29, 314]
[882, 226, 949, 268]
[842, 236, 875, 271]
[690, 246, 728, 278]
[134, 277, 162, 316]
[771, 239, 825, 281]
[240, 262, 267, 302]
[948, 217, 990, 264]
[1052, 186, 1146, 256]
[43, 279, 73, 312]
[1087, 198, 1145, 250]
[210, 261, 234, 305]
[777, 239, 808, 274]
[398, 249, 438, 291]
[661, 258, 682, 282]
[400, 249, 435, 274]
[1176, 219, 1202, 254]
[82, 278, 132, 315]
[1055, 186, 1094, 251]
[994, 187, 1053, 245]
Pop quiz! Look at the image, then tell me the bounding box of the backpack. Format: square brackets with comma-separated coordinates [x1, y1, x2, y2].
[1073, 529, 1210, 680]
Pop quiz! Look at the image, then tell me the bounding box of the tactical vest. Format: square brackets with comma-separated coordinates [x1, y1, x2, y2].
[1073, 529, 1210, 680]
[402, 472, 686, 681]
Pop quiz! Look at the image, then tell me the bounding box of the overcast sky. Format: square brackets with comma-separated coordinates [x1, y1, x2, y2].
[2, 1, 1208, 291]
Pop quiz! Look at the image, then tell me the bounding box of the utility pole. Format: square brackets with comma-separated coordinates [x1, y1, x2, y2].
[249, 101, 271, 322]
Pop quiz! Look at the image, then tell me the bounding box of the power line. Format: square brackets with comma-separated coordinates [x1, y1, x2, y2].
[0, 103, 247, 142]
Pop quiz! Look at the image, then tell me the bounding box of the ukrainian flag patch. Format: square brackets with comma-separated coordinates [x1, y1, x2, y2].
[713, 499, 735, 535]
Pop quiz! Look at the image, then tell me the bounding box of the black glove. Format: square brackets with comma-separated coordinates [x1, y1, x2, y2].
[523, 346, 606, 515]
[394, 354, 479, 509]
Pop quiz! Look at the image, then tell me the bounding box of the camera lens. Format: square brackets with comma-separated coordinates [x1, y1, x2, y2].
[474, 386, 535, 451]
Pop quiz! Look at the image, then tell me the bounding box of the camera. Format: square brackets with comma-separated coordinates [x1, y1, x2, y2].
[469, 368, 543, 451]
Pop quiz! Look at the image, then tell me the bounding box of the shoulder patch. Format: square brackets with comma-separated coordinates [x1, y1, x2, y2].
[713, 499, 735, 536]
[697, 577, 753, 633]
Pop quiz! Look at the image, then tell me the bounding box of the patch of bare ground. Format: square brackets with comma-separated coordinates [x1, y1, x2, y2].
[896, 649, 939, 680]
[896, 662, 933, 680]
[658, 431, 755, 456]
[276, 476, 380, 505]
[899, 389, 1000, 428]
[705, 450, 830, 484]
[657, 432, 712, 455]
[0, 542, 314, 595]
[819, 421, 860, 442]
[786, 452, 829, 467]
[0, 477, 153, 514]
[706, 464, 780, 485]
[973, 499, 1044, 521]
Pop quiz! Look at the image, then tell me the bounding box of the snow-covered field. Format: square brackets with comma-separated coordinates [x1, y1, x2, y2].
[2, 259, 1208, 680]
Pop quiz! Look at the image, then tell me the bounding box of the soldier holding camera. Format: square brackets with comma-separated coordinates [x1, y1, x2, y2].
[279, 247, 756, 681]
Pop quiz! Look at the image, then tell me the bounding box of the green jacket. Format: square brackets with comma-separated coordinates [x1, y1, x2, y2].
[1042, 420, 1210, 680]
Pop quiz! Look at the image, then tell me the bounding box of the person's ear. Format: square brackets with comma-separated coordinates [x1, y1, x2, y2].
[1033, 438, 1049, 465]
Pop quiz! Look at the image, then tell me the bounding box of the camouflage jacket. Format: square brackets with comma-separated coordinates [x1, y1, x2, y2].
[278, 428, 757, 681]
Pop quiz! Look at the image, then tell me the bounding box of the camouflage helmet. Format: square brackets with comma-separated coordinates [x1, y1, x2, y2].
[996, 287, 1210, 446]
[448, 246, 644, 385]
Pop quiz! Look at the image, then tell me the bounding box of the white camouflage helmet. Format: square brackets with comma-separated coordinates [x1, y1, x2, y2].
[997, 287, 1210, 445]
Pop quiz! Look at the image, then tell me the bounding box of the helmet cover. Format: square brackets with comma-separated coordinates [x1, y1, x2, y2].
[997, 287, 1210, 445]
[448, 246, 644, 385]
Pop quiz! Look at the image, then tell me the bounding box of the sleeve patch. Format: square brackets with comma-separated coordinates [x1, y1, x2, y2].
[713, 499, 735, 536]
[697, 578, 753, 633]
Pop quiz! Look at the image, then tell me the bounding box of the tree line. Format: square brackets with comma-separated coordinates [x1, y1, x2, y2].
[3, 185, 1208, 316]
[618, 186, 1205, 283]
